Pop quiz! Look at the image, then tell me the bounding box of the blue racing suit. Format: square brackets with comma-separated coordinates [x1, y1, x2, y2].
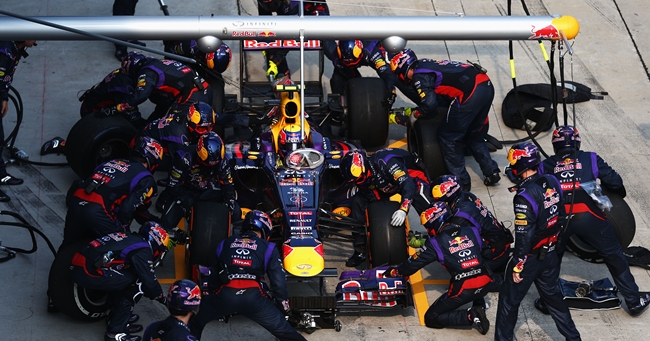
[539, 150, 640, 308]
[62, 158, 158, 248]
[143, 316, 198, 341]
[79, 69, 145, 127]
[452, 191, 513, 272]
[189, 231, 306, 340]
[394, 218, 499, 328]
[494, 172, 580, 341]
[71, 231, 164, 335]
[408, 59, 499, 188]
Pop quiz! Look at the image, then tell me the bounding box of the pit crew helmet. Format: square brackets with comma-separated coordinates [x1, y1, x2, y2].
[431, 174, 462, 204]
[278, 124, 306, 156]
[506, 142, 541, 178]
[132, 136, 164, 172]
[241, 210, 273, 240]
[139, 221, 172, 264]
[197, 131, 225, 167]
[340, 150, 370, 186]
[552, 125, 581, 155]
[419, 201, 451, 236]
[187, 101, 216, 137]
[337, 40, 364, 67]
[258, 0, 283, 13]
[390, 48, 418, 83]
[205, 43, 232, 73]
[121, 51, 150, 78]
[166, 279, 201, 316]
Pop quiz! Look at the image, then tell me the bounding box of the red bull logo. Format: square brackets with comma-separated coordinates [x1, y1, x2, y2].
[187, 285, 201, 300]
[543, 188, 560, 208]
[419, 204, 446, 225]
[507, 147, 532, 165]
[438, 177, 459, 196]
[259, 30, 276, 37]
[529, 24, 560, 40]
[448, 236, 474, 254]
[349, 153, 365, 178]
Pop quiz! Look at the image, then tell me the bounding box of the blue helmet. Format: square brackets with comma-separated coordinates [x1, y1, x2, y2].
[431, 174, 462, 204]
[196, 131, 225, 167]
[241, 210, 273, 240]
[138, 221, 172, 263]
[339, 150, 370, 185]
[552, 125, 581, 155]
[507, 142, 541, 178]
[419, 201, 451, 236]
[121, 51, 150, 78]
[132, 136, 164, 172]
[390, 48, 418, 83]
[166, 279, 201, 315]
[205, 43, 232, 73]
[337, 40, 364, 67]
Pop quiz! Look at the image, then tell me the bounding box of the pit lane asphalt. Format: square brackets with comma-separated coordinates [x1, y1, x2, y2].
[2, 0, 650, 340]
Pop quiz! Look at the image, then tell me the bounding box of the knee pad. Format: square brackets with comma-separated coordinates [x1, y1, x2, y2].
[123, 281, 144, 304]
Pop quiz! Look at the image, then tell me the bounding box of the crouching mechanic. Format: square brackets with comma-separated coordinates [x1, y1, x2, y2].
[158, 131, 240, 230]
[189, 210, 306, 341]
[339, 148, 433, 267]
[385, 201, 498, 335]
[70, 222, 172, 341]
[494, 142, 581, 341]
[427, 174, 513, 272]
[535, 125, 650, 316]
[143, 279, 201, 341]
[60, 136, 164, 249]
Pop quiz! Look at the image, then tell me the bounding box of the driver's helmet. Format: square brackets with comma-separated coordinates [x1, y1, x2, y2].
[337, 40, 364, 67]
[506, 142, 541, 178]
[121, 51, 151, 78]
[339, 150, 371, 186]
[278, 124, 306, 157]
[390, 48, 418, 83]
[431, 174, 462, 205]
[138, 221, 172, 264]
[166, 279, 201, 316]
[186, 101, 216, 138]
[419, 201, 451, 237]
[205, 43, 232, 73]
[552, 125, 581, 156]
[197, 131, 225, 167]
[241, 210, 273, 240]
[131, 136, 164, 172]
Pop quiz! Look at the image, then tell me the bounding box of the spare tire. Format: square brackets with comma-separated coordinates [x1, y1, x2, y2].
[65, 114, 137, 178]
[48, 240, 110, 321]
[407, 115, 448, 180]
[566, 191, 636, 263]
[345, 77, 390, 149]
[366, 201, 408, 267]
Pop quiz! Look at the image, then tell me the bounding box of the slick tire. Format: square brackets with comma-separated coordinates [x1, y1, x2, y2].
[48, 240, 110, 321]
[566, 191, 636, 263]
[407, 115, 448, 180]
[186, 201, 231, 280]
[65, 114, 137, 178]
[345, 77, 390, 149]
[366, 201, 408, 267]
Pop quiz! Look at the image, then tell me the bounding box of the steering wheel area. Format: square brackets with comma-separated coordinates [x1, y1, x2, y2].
[285, 148, 325, 170]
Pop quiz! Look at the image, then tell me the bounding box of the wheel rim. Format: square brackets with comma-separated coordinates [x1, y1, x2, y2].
[95, 139, 131, 165]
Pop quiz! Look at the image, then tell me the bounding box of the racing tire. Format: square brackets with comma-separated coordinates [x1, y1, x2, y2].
[407, 115, 448, 180]
[366, 201, 408, 267]
[186, 201, 231, 279]
[345, 77, 390, 149]
[565, 191, 636, 263]
[65, 114, 137, 178]
[48, 240, 111, 321]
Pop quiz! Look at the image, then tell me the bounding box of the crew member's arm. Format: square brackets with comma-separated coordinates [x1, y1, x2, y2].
[117, 175, 157, 226]
[0, 53, 13, 116]
[117, 70, 158, 111]
[594, 152, 626, 198]
[266, 246, 289, 301]
[130, 247, 164, 299]
[411, 73, 439, 117]
[394, 238, 439, 276]
[511, 193, 537, 276]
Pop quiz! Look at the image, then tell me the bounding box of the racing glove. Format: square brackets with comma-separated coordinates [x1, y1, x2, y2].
[154, 293, 167, 305]
[383, 89, 397, 106]
[169, 227, 188, 245]
[408, 231, 426, 248]
[391, 209, 407, 227]
[100, 106, 118, 116]
[226, 199, 242, 221]
[404, 107, 421, 125]
[266, 60, 279, 79]
[275, 298, 292, 316]
[383, 266, 399, 278]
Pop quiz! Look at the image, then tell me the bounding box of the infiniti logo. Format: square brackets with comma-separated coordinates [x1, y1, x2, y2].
[296, 264, 312, 269]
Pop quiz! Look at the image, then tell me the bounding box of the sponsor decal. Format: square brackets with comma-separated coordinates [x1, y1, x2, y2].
[461, 258, 479, 269]
[515, 213, 526, 220]
[514, 219, 527, 225]
[454, 268, 481, 280]
[232, 258, 252, 266]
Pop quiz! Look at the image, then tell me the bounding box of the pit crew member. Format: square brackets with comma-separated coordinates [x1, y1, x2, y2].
[142, 279, 201, 341]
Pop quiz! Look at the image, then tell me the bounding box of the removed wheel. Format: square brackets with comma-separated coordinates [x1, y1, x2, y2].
[48, 240, 110, 321]
[345, 77, 390, 149]
[186, 201, 231, 281]
[65, 114, 137, 178]
[566, 191, 636, 263]
[366, 200, 408, 267]
[407, 115, 448, 179]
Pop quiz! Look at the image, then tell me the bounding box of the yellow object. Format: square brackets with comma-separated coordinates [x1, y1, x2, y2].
[283, 246, 324, 277]
[552, 16, 580, 40]
[333, 206, 351, 217]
